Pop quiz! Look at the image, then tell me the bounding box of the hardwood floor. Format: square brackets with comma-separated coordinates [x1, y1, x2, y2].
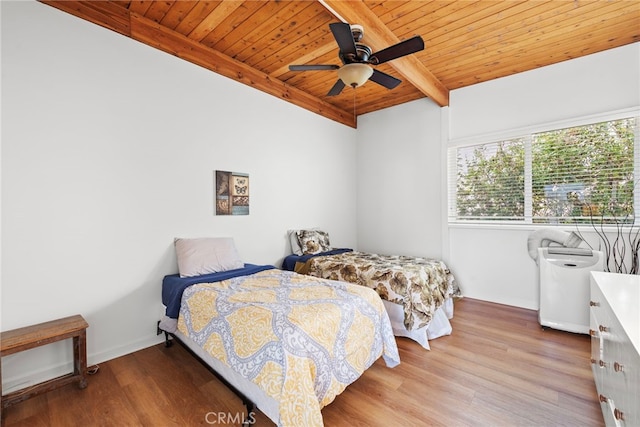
[2, 298, 604, 426]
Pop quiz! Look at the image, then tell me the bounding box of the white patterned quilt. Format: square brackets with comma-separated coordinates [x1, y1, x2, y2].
[177, 268, 399, 427]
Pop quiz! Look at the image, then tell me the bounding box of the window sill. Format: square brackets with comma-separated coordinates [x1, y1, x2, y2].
[448, 222, 628, 232]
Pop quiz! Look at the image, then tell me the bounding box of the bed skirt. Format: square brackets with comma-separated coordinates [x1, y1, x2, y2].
[383, 298, 454, 350]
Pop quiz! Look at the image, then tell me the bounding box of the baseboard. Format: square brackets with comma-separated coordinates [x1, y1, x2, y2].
[1, 334, 166, 393]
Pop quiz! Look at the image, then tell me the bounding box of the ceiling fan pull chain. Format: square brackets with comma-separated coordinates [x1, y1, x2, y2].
[353, 89, 356, 124]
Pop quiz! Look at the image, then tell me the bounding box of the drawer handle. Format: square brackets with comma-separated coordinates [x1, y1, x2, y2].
[598, 324, 608, 333]
[589, 300, 599, 307]
[590, 358, 597, 364]
[589, 329, 597, 337]
[599, 394, 608, 403]
[614, 408, 624, 421]
[599, 360, 608, 368]
[614, 362, 624, 372]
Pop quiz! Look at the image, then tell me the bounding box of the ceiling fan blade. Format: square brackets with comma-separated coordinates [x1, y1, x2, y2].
[289, 64, 340, 71]
[369, 36, 424, 65]
[369, 69, 402, 90]
[327, 79, 346, 96]
[329, 22, 357, 59]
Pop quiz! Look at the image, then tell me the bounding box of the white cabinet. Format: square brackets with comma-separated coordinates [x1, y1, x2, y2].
[590, 271, 640, 427]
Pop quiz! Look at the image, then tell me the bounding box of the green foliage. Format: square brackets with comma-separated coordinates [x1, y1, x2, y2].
[456, 140, 524, 219]
[455, 118, 636, 222]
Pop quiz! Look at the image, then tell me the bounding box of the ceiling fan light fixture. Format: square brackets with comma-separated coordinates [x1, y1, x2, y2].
[337, 63, 373, 88]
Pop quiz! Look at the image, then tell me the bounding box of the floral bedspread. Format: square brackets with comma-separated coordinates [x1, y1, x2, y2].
[177, 268, 399, 427]
[296, 251, 460, 331]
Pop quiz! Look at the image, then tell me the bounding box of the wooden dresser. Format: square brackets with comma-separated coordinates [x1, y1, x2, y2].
[590, 271, 639, 427]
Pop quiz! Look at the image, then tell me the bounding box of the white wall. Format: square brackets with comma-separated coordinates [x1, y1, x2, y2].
[1, 1, 356, 390]
[447, 43, 640, 309]
[449, 43, 640, 141]
[356, 99, 443, 258]
[354, 43, 639, 310]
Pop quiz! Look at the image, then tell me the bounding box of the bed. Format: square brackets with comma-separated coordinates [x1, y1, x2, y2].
[283, 229, 461, 350]
[159, 237, 400, 427]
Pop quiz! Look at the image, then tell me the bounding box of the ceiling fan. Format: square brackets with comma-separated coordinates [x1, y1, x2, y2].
[289, 22, 425, 97]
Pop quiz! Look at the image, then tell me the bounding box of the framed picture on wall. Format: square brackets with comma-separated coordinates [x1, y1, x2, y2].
[215, 170, 249, 215]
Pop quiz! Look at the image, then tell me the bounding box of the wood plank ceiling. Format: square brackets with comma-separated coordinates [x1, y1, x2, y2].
[41, 0, 640, 128]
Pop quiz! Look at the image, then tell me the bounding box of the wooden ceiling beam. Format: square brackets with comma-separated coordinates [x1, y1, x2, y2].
[40, 0, 131, 36]
[39, 1, 356, 128]
[321, 0, 449, 107]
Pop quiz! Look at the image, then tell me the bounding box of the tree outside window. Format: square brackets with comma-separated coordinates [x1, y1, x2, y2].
[452, 117, 637, 224]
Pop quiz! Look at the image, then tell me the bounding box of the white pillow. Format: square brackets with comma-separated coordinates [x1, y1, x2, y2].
[174, 237, 244, 278]
[288, 229, 304, 255]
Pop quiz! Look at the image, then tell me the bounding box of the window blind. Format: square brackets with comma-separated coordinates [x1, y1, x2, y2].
[449, 117, 637, 224]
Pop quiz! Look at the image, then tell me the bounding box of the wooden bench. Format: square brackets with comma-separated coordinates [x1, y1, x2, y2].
[1, 314, 89, 408]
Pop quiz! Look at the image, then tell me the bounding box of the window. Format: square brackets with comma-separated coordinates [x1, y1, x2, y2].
[449, 117, 638, 224]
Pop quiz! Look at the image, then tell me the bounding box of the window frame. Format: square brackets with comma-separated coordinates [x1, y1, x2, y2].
[447, 108, 640, 226]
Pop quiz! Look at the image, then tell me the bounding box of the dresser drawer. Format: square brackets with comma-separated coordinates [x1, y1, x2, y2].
[590, 272, 640, 427]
